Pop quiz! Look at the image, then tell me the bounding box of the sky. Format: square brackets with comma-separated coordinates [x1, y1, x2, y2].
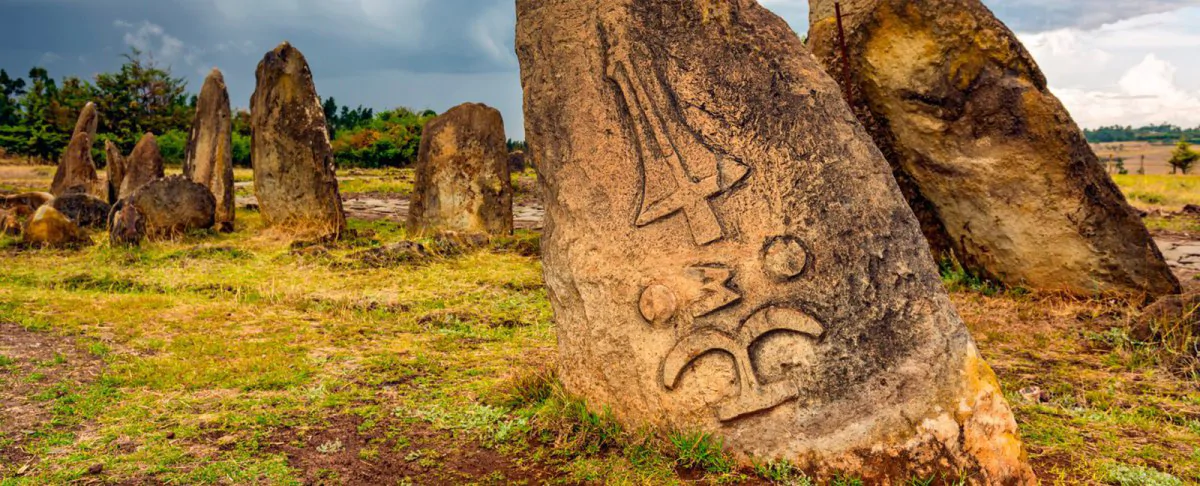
[2, 0, 1200, 140]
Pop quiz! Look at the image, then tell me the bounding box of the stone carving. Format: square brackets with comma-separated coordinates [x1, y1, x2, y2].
[518, 0, 1034, 481]
[808, 0, 1179, 296]
[606, 45, 750, 246]
[663, 306, 824, 421]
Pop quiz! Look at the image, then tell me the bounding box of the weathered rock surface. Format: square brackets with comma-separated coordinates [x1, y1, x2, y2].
[73, 102, 99, 141]
[123, 176, 216, 240]
[23, 205, 92, 248]
[1, 192, 53, 213]
[184, 68, 236, 233]
[408, 103, 513, 236]
[104, 140, 126, 204]
[107, 199, 145, 247]
[807, 0, 1179, 296]
[250, 42, 346, 237]
[50, 193, 111, 229]
[0, 209, 22, 236]
[517, 0, 1033, 482]
[120, 133, 165, 198]
[51, 104, 106, 200]
[1131, 292, 1200, 343]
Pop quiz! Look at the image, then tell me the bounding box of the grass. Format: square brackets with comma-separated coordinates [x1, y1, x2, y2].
[1112, 174, 1200, 211]
[0, 170, 1197, 484]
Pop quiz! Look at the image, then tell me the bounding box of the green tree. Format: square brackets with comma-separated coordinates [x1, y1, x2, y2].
[1168, 138, 1199, 174]
[94, 49, 190, 150]
[0, 69, 26, 126]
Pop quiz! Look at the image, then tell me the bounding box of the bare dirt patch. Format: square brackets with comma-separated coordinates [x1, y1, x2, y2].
[267, 415, 569, 485]
[0, 322, 103, 475]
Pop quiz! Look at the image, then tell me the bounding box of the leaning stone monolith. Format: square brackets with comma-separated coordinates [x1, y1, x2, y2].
[120, 133, 165, 197]
[408, 103, 513, 236]
[807, 0, 1180, 297]
[50, 103, 105, 200]
[250, 42, 345, 237]
[184, 68, 236, 233]
[517, 0, 1034, 482]
[105, 140, 126, 204]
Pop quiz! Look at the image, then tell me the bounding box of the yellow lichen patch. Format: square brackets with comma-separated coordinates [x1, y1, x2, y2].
[862, 5, 940, 96]
[696, 0, 733, 26]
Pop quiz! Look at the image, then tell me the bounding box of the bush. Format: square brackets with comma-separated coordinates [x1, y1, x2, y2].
[157, 129, 188, 165]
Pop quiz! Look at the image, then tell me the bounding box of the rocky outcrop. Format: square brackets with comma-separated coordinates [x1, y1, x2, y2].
[408, 103, 513, 236]
[807, 0, 1180, 296]
[120, 133, 165, 198]
[50, 193, 110, 229]
[516, 0, 1034, 482]
[250, 42, 346, 238]
[184, 68, 236, 233]
[23, 205, 92, 248]
[107, 199, 144, 247]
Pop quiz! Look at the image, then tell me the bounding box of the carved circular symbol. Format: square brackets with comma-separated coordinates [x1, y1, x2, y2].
[639, 284, 678, 325]
[763, 237, 808, 280]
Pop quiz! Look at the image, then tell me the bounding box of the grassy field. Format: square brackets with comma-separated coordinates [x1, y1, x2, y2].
[1, 166, 1199, 484]
[1092, 142, 1193, 176]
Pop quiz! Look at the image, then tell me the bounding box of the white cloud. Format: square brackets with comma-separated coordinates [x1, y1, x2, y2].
[1019, 7, 1200, 128]
[116, 19, 204, 69]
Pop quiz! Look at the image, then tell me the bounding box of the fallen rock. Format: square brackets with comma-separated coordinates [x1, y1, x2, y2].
[125, 176, 216, 240]
[250, 42, 346, 238]
[50, 193, 111, 229]
[408, 103, 513, 236]
[1182, 205, 1200, 217]
[120, 133, 165, 197]
[517, 0, 1033, 482]
[23, 205, 92, 248]
[1, 192, 53, 212]
[184, 68, 236, 233]
[348, 241, 429, 268]
[807, 0, 1179, 297]
[104, 140, 126, 204]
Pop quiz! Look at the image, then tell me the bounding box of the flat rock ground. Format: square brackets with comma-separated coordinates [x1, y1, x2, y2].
[0, 163, 1198, 485]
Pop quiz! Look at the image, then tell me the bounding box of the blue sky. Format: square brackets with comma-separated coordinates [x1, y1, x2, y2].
[2, 0, 1200, 139]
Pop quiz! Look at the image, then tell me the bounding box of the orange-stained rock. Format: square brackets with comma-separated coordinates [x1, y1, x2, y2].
[516, 0, 1034, 482]
[807, 0, 1179, 297]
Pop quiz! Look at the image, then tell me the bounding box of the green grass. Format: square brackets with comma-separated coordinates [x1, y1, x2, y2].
[1113, 174, 1200, 210]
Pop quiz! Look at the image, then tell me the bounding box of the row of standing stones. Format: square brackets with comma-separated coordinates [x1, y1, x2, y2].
[515, 0, 1184, 483]
[0, 0, 1190, 480]
[0, 42, 516, 248]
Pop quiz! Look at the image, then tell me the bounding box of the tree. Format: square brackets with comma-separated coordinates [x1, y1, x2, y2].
[1168, 138, 1199, 175]
[94, 48, 190, 149]
[0, 69, 26, 126]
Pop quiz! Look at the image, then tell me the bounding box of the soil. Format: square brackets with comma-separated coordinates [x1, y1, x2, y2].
[266, 415, 569, 485]
[0, 322, 103, 477]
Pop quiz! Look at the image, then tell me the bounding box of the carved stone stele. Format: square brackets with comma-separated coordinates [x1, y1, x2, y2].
[807, 0, 1179, 296]
[185, 68, 236, 233]
[516, 0, 1034, 482]
[250, 42, 346, 238]
[408, 102, 513, 236]
[51, 102, 106, 200]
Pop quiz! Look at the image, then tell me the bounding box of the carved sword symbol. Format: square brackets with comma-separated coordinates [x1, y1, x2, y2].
[606, 57, 749, 246]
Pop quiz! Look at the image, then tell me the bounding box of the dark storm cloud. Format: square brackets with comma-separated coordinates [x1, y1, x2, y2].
[1, 0, 1197, 139]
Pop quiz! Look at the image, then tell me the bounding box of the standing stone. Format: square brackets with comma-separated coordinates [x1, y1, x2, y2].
[408, 103, 513, 236]
[807, 0, 1179, 296]
[120, 133, 165, 198]
[184, 68, 236, 233]
[105, 140, 126, 204]
[517, 0, 1033, 482]
[250, 42, 346, 237]
[50, 103, 105, 200]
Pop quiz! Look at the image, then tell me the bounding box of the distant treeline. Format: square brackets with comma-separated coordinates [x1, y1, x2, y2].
[1084, 124, 1200, 144]
[0, 49, 534, 169]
